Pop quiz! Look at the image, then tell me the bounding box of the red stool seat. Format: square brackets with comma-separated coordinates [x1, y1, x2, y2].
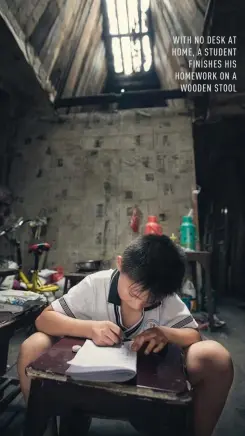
[28, 243, 51, 254]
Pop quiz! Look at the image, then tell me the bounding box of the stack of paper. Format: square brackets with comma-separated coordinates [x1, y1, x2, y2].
[66, 340, 137, 382]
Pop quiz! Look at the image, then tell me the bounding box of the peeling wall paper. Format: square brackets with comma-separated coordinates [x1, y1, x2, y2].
[7, 108, 195, 269]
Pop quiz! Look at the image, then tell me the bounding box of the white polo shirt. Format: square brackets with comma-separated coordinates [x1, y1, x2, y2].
[52, 269, 198, 338]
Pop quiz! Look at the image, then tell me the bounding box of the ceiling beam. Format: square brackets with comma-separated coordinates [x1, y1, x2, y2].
[54, 88, 186, 109]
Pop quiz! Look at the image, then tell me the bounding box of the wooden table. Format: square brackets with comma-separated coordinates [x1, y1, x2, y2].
[0, 303, 46, 414]
[0, 268, 18, 280]
[24, 337, 193, 436]
[63, 272, 91, 294]
[0, 304, 45, 376]
[0, 267, 19, 375]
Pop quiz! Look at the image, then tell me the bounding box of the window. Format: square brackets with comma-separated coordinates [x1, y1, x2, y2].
[105, 0, 152, 76]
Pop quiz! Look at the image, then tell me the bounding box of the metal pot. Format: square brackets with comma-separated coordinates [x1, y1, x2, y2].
[75, 260, 102, 272]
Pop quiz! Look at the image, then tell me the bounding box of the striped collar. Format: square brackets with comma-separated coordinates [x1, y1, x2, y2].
[108, 270, 121, 305]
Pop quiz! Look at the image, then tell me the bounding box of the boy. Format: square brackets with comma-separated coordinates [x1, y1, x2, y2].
[18, 235, 233, 436]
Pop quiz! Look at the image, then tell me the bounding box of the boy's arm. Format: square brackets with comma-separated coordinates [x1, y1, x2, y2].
[131, 325, 201, 354]
[35, 305, 94, 338]
[35, 275, 96, 337]
[36, 276, 121, 345]
[159, 325, 201, 347]
[132, 294, 201, 353]
[35, 275, 122, 345]
[36, 306, 122, 345]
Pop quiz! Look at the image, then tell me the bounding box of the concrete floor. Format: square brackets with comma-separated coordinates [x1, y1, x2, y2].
[1, 300, 245, 436]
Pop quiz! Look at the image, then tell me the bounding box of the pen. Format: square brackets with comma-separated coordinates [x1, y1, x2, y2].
[113, 337, 132, 348]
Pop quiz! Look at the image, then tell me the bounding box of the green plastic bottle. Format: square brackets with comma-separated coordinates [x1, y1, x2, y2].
[180, 216, 196, 250]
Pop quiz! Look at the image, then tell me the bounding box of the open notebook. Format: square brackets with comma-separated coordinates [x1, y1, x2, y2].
[66, 340, 137, 382]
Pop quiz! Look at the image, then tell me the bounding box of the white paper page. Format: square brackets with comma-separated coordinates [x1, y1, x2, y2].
[67, 340, 136, 372]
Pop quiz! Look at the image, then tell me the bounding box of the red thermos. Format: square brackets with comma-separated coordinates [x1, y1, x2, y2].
[144, 216, 163, 235]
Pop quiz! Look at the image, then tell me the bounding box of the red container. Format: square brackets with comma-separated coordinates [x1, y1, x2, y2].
[144, 216, 163, 235]
[51, 266, 64, 283]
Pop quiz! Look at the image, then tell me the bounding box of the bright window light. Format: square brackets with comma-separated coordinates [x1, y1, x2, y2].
[105, 0, 152, 76]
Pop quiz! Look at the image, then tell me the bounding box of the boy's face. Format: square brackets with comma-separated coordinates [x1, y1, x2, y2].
[116, 256, 150, 311]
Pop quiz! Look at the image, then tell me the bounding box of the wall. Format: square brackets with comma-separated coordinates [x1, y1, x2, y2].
[0, 14, 52, 228]
[0, 94, 18, 227]
[8, 107, 195, 270]
[0, 94, 15, 186]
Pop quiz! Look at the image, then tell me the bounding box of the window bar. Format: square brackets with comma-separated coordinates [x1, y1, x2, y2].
[109, 31, 148, 38]
[126, 0, 135, 72]
[137, 0, 144, 72]
[101, 0, 115, 75]
[114, 0, 125, 74]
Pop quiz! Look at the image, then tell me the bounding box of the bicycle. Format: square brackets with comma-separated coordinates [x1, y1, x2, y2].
[0, 218, 59, 294]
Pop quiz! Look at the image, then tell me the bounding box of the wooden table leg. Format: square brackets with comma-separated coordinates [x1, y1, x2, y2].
[59, 409, 91, 436]
[0, 333, 11, 377]
[23, 379, 51, 436]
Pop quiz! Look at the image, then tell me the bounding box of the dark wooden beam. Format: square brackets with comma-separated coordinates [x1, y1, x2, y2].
[54, 88, 186, 108]
[28, 0, 59, 55]
[203, 0, 217, 38]
[50, 0, 89, 96]
[137, 0, 144, 73]
[101, 0, 115, 75]
[125, 0, 134, 71]
[114, 0, 125, 73]
[193, 0, 217, 120]
[109, 31, 149, 37]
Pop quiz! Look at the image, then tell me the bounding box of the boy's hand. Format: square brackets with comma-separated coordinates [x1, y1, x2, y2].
[131, 327, 168, 354]
[91, 321, 122, 346]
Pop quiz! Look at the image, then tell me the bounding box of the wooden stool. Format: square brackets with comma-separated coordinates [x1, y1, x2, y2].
[24, 337, 194, 436]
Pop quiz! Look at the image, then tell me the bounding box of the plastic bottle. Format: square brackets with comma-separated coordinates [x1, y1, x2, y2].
[182, 279, 197, 312]
[144, 216, 163, 235]
[180, 216, 196, 250]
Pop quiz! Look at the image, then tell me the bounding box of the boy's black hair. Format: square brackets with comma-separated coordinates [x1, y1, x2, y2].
[121, 235, 186, 303]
